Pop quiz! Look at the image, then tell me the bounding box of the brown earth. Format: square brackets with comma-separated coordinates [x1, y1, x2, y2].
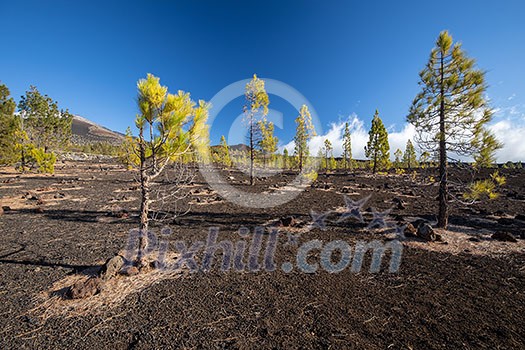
[0, 161, 524, 349]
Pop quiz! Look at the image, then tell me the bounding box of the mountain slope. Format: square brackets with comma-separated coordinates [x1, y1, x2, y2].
[71, 116, 124, 145]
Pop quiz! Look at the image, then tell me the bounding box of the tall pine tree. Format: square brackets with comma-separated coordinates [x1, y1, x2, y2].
[294, 104, 316, 171]
[244, 74, 269, 184]
[408, 30, 499, 228]
[365, 110, 390, 173]
[403, 139, 417, 170]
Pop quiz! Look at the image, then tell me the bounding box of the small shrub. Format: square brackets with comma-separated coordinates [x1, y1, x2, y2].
[30, 147, 56, 174]
[395, 168, 405, 175]
[464, 171, 505, 201]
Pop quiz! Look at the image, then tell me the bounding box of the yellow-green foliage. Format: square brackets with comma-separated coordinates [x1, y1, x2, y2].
[464, 171, 506, 201]
[490, 171, 506, 186]
[464, 179, 497, 200]
[302, 169, 318, 182]
[395, 168, 405, 175]
[30, 147, 56, 173]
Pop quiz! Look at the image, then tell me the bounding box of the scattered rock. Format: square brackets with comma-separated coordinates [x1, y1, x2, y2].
[1, 206, 11, 212]
[341, 186, 353, 193]
[67, 277, 102, 299]
[54, 193, 66, 199]
[411, 218, 428, 228]
[34, 207, 44, 213]
[403, 190, 416, 196]
[403, 223, 417, 237]
[36, 198, 45, 205]
[99, 255, 125, 280]
[279, 216, 296, 227]
[468, 237, 481, 242]
[417, 223, 436, 242]
[492, 231, 518, 243]
[120, 266, 139, 276]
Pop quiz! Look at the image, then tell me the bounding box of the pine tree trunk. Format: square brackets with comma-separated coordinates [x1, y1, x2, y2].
[249, 121, 254, 185]
[137, 128, 149, 266]
[437, 52, 448, 229]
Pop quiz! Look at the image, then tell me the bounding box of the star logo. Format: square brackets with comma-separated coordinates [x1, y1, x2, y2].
[393, 223, 407, 240]
[337, 194, 371, 223]
[367, 207, 394, 230]
[310, 210, 331, 231]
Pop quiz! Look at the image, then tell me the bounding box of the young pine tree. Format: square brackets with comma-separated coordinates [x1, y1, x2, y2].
[257, 118, 278, 167]
[365, 110, 390, 173]
[408, 30, 500, 228]
[283, 148, 289, 170]
[294, 104, 316, 171]
[219, 135, 232, 167]
[342, 122, 352, 170]
[244, 74, 269, 185]
[402, 139, 417, 170]
[394, 149, 403, 169]
[323, 139, 333, 171]
[134, 73, 209, 266]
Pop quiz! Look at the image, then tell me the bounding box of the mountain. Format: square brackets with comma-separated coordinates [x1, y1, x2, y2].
[210, 143, 251, 153]
[71, 116, 124, 145]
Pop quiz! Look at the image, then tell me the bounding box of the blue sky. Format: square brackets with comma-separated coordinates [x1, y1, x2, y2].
[1, 0, 524, 160]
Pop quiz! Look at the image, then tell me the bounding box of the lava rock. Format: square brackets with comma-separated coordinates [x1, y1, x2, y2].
[279, 216, 296, 227]
[67, 277, 102, 299]
[100, 255, 125, 280]
[417, 223, 436, 242]
[468, 237, 481, 242]
[120, 266, 139, 276]
[1, 206, 11, 212]
[492, 231, 518, 243]
[403, 223, 418, 238]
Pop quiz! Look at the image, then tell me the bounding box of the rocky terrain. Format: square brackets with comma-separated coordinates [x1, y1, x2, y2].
[0, 161, 524, 349]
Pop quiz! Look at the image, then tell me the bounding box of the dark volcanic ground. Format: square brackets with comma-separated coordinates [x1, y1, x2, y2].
[0, 161, 524, 349]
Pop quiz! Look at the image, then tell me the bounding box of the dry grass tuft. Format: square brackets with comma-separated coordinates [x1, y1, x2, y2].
[29, 253, 183, 320]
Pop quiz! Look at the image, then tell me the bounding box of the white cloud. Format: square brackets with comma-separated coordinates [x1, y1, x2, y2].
[508, 93, 516, 101]
[279, 113, 525, 162]
[488, 120, 525, 162]
[280, 114, 416, 160]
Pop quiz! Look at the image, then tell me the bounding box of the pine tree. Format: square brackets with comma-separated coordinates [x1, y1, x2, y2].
[0, 84, 20, 165]
[283, 148, 289, 169]
[342, 122, 352, 170]
[294, 104, 316, 171]
[134, 73, 209, 266]
[119, 126, 139, 169]
[219, 135, 232, 167]
[408, 30, 499, 228]
[403, 139, 417, 170]
[18, 86, 73, 153]
[394, 149, 403, 169]
[257, 118, 278, 167]
[365, 110, 390, 173]
[323, 139, 333, 171]
[244, 74, 269, 185]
